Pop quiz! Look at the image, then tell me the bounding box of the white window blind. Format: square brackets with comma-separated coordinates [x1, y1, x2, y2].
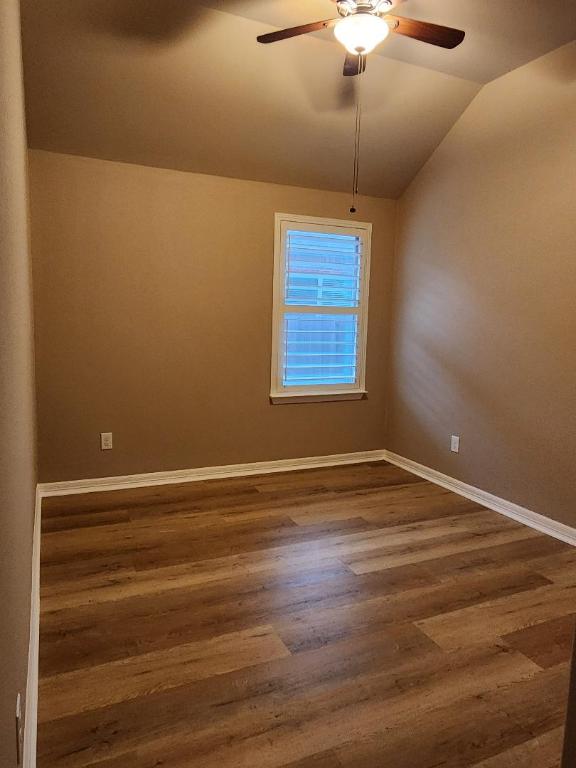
[271, 214, 371, 402]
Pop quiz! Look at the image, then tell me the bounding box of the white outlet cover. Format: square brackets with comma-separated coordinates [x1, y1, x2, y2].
[450, 435, 460, 453]
[100, 432, 113, 450]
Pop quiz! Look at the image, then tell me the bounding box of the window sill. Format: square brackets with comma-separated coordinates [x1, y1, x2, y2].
[270, 390, 367, 404]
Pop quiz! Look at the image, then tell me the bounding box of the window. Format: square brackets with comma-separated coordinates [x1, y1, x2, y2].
[271, 213, 372, 403]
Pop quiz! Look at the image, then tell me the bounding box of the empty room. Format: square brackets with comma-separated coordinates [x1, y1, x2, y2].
[1, 1, 576, 766]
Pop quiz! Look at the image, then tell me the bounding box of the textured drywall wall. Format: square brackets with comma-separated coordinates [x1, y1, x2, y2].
[389, 42, 576, 525]
[0, 0, 37, 765]
[29, 151, 396, 481]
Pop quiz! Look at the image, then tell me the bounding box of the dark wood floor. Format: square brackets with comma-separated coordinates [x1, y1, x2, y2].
[38, 461, 576, 768]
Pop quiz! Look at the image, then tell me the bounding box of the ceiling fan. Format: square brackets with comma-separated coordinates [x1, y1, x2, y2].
[257, 1, 465, 77]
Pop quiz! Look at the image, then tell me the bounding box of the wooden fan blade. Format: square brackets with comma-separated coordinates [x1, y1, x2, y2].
[343, 53, 366, 77]
[257, 19, 338, 44]
[387, 15, 465, 49]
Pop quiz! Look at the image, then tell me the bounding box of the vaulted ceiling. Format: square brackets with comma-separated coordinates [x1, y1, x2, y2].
[21, 0, 576, 197]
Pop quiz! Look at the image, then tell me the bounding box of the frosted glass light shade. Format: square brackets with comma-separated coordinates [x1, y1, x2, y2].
[334, 13, 390, 55]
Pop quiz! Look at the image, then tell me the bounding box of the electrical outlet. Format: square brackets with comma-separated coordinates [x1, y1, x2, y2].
[100, 432, 113, 451]
[15, 693, 23, 765]
[450, 435, 460, 453]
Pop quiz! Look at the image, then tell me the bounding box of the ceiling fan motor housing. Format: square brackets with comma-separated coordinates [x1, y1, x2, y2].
[336, 0, 392, 17]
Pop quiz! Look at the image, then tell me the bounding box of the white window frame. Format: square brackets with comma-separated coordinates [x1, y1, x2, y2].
[270, 212, 372, 404]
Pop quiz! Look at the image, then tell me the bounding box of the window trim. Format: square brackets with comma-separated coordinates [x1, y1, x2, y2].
[270, 212, 372, 404]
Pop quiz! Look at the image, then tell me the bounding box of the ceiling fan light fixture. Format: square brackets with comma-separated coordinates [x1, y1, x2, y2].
[334, 13, 390, 55]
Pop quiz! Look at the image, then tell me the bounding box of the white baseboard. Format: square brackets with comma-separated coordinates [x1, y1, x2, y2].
[38, 450, 389, 497]
[23, 487, 41, 768]
[38, 447, 576, 548]
[382, 450, 576, 547]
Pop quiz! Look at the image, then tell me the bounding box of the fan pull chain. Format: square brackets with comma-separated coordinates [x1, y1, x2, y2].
[350, 55, 364, 214]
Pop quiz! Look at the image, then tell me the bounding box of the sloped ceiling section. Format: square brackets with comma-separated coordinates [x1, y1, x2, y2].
[21, 0, 576, 197]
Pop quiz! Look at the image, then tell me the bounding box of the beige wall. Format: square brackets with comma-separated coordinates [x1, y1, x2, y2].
[389, 42, 576, 526]
[0, 0, 37, 765]
[29, 151, 396, 482]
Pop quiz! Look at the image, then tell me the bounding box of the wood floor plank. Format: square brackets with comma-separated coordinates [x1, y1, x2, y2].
[39, 556, 441, 675]
[335, 685, 530, 768]
[479, 661, 570, 738]
[469, 727, 563, 767]
[38, 461, 573, 768]
[128, 516, 389, 572]
[40, 556, 353, 614]
[41, 508, 132, 533]
[503, 614, 576, 669]
[274, 569, 551, 653]
[40, 553, 135, 590]
[82, 753, 140, 768]
[39, 560, 551, 676]
[335, 662, 570, 768]
[288, 482, 471, 526]
[48, 644, 537, 768]
[416, 534, 567, 583]
[41, 511, 501, 605]
[37, 625, 439, 767]
[281, 753, 343, 768]
[41, 523, 139, 564]
[346, 525, 538, 574]
[534, 549, 576, 585]
[97, 646, 540, 768]
[39, 625, 290, 722]
[416, 582, 576, 651]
